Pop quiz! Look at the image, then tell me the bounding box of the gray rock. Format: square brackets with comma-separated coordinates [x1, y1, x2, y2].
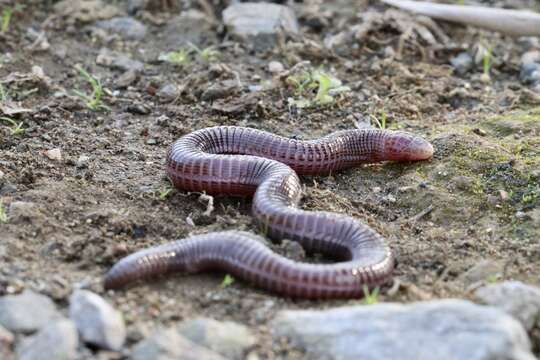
[272, 299, 535, 360]
[115, 69, 139, 88]
[178, 317, 256, 360]
[132, 328, 227, 360]
[223, 3, 299, 50]
[450, 52, 473, 75]
[127, 0, 147, 15]
[521, 50, 540, 65]
[97, 48, 144, 72]
[268, 61, 285, 74]
[520, 62, 540, 85]
[156, 83, 179, 103]
[162, 10, 215, 49]
[95, 17, 147, 41]
[0, 290, 61, 333]
[474, 281, 540, 331]
[69, 289, 126, 350]
[16, 320, 78, 360]
[0, 183, 17, 195]
[201, 80, 242, 102]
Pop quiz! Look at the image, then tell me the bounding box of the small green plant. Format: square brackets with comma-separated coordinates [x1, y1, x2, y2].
[189, 43, 220, 63]
[74, 66, 109, 111]
[370, 110, 387, 129]
[220, 274, 235, 288]
[159, 49, 191, 67]
[158, 187, 173, 200]
[0, 117, 24, 135]
[1, 7, 13, 34]
[286, 69, 350, 108]
[361, 285, 380, 305]
[485, 274, 500, 284]
[0, 201, 7, 223]
[0, 83, 7, 102]
[482, 43, 493, 76]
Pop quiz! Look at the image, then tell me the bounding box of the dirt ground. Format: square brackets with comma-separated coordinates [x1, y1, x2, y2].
[1, 0, 539, 358]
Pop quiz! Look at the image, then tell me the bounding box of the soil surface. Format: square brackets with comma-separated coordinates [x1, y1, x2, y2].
[1, 0, 539, 358]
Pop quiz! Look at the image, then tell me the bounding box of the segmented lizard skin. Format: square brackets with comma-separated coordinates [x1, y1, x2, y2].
[104, 126, 433, 299]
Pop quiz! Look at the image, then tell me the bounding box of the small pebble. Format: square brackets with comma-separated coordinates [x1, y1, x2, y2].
[450, 52, 473, 75]
[520, 62, 540, 85]
[156, 83, 178, 103]
[76, 155, 90, 169]
[268, 61, 284, 74]
[127, 103, 151, 115]
[45, 148, 62, 161]
[115, 70, 138, 88]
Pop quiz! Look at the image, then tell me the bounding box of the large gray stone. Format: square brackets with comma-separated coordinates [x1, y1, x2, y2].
[95, 17, 147, 41]
[272, 299, 534, 360]
[132, 328, 227, 360]
[475, 281, 540, 331]
[16, 319, 78, 360]
[178, 317, 256, 360]
[0, 290, 61, 333]
[223, 3, 298, 50]
[69, 290, 126, 350]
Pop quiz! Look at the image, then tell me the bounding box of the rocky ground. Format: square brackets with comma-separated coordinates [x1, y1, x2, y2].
[0, 0, 539, 359]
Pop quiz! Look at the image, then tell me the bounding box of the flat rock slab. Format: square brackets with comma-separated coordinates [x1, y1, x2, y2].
[272, 299, 535, 360]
